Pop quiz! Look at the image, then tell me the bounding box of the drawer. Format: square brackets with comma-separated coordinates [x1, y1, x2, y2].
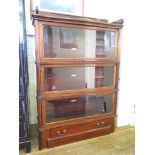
[50, 117, 114, 138]
[47, 121, 114, 148]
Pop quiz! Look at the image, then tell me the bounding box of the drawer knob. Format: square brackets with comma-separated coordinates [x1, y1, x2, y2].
[101, 122, 105, 125]
[96, 123, 100, 127]
[100, 122, 105, 127]
[96, 122, 105, 128]
[57, 130, 66, 136]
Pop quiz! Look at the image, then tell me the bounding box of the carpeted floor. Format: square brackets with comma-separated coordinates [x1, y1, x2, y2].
[20, 125, 135, 155]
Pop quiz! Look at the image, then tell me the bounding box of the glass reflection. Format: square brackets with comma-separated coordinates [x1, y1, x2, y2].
[43, 26, 116, 58]
[44, 66, 114, 91]
[46, 94, 112, 123]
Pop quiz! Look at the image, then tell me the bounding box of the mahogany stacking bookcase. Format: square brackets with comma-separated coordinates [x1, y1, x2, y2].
[32, 11, 123, 149]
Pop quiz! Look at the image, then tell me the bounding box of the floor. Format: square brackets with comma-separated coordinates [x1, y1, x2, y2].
[20, 125, 135, 155]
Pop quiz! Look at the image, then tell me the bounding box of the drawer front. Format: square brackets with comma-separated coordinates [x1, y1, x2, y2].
[50, 117, 114, 138]
[47, 121, 114, 148]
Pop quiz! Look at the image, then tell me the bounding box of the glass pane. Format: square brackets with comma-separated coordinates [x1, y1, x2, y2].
[46, 94, 112, 123]
[43, 25, 116, 58]
[44, 66, 114, 91]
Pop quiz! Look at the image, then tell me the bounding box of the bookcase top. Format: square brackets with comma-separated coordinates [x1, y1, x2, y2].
[32, 10, 124, 29]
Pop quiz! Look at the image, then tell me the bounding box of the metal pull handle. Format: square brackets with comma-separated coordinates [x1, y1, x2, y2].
[96, 123, 100, 127]
[101, 122, 105, 125]
[96, 122, 105, 128]
[57, 130, 66, 136]
[100, 122, 105, 127]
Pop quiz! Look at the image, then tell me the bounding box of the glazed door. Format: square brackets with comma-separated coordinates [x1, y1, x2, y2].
[39, 24, 117, 61]
[40, 65, 116, 95]
[43, 93, 115, 125]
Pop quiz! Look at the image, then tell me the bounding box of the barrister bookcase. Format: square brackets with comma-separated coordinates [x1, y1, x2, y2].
[32, 10, 123, 149]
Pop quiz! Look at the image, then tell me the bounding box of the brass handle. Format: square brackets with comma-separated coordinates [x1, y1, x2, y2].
[100, 122, 105, 127]
[57, 130, 66, 136]
[96, 123, 100, 127]
[101, 122, 105, 125]
[96, 122, 105, 128]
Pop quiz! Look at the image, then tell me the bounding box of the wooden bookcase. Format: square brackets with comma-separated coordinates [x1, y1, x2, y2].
[32, 11, 123, 149]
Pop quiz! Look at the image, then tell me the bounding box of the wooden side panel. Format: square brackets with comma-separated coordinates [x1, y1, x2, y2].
[39, 128, 50, 150]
